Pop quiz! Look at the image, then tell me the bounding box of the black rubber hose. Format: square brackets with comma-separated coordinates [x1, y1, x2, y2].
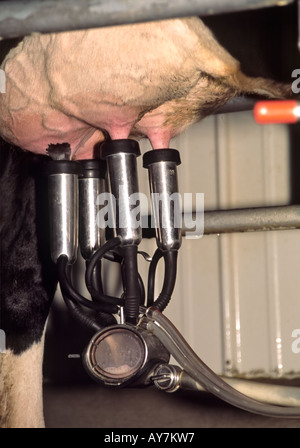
[121, 245, 140, 324]
[95, 311, 118, 327]
[89, 247, 145, 309]
[85, 236, 124, 306]
[61, 291, 103, 333]
[61, 288, 117, 331]
[104, 251, 123, 263]
[147, 248, 164, 307]
[57, 255, 118, 314]
[58, 256, 118, 331]
[153, 250, 178, 312]
[87, 259, 104, 298]
[138, 273, 146, 306]
[120, 257, 145, 307]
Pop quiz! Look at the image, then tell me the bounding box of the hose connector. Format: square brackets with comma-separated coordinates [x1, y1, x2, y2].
[152, 363, 181, 393]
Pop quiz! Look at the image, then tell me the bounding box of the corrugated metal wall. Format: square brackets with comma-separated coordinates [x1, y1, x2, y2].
[138, 110, 300, 379]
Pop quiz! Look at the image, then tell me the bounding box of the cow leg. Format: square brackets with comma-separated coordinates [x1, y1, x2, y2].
[0, 337, 45, 428]
[0, 141, 57, 428]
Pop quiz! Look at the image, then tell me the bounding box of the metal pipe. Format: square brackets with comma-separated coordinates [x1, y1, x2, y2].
[202, 205, 300, 235]
[142, 205, 300, 238]
[0, 0, 293, 39]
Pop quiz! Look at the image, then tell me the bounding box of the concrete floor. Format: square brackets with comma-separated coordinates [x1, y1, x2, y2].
[43, 303, 300, 429]
[43, 383, 300, 429]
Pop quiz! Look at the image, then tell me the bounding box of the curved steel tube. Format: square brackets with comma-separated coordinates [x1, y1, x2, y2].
[141, 307, 300, 418]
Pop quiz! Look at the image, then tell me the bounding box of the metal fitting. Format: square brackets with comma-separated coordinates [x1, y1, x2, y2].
[152, 363, 182, 393]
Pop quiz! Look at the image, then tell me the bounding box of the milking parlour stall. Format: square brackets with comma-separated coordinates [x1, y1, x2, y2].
[1, 0, 300, 438]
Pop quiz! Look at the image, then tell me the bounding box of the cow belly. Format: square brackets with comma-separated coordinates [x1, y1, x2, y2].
[0, 17, 290, 158]
[0, 17, 241, 157]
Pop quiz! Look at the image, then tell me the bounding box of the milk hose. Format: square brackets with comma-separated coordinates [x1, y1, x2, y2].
[141, 307, 300, 418]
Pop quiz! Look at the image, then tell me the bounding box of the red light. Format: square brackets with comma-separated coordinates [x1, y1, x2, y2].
[254, 100, 299, 124]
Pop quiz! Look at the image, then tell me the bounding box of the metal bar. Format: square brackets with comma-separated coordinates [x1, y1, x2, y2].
[0, 0, 294, 39]
[142, 205, 300, 238]
[189, 205, 300, 236]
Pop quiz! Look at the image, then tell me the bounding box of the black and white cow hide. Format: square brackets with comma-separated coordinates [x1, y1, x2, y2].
[0, 140, 57, 427]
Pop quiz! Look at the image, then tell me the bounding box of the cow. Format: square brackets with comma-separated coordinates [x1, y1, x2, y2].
[0, 16, 293, 427]
[0, 141, 57, 427]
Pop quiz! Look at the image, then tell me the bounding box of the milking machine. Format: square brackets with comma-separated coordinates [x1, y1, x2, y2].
[46, 139, 300, 418]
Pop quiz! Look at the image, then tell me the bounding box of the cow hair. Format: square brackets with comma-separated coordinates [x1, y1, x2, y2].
[0, 138, 57, 354]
